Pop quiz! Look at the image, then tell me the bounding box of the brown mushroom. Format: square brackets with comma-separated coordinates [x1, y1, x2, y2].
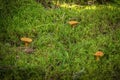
[94, 51, 104, 61]
[21, 37, 32, 47]
[68, 21, 79, 27]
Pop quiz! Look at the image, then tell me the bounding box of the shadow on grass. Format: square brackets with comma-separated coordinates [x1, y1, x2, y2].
[0, 67, 45, 80]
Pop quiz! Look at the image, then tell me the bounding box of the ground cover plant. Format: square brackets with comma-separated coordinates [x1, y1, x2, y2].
[0, 0, 120, 80]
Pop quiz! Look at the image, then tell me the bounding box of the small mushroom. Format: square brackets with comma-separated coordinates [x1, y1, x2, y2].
[94, 51, 104, 61]
[68, 21, 79, 27]
[21, 37, 32, 47]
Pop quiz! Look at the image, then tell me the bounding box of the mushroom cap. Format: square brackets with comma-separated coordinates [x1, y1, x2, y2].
[68, 21, 79, 25]
[94, 51, 104, 57]
[21, 37, 32, 43]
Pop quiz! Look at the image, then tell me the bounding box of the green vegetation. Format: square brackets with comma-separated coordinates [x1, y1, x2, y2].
[0, 0, 120, 80]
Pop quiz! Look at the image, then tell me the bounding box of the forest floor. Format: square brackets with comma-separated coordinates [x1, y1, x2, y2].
[0, 1, 120, 80]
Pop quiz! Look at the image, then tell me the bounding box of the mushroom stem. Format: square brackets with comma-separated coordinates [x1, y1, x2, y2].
[96, 56, 100, 61]
[25, 42, 28, 47]
[72, 25, 75, 28]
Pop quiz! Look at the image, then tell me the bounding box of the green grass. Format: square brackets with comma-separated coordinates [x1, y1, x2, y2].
[0, 1, 120, 80]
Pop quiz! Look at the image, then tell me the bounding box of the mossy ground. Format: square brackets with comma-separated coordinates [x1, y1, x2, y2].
[0, 1, 120, 80]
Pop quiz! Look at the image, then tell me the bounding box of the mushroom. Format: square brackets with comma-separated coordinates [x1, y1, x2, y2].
[68, 21, 79, 27]
[21, 37, 32, 47]
[94, 51, 104, 61]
